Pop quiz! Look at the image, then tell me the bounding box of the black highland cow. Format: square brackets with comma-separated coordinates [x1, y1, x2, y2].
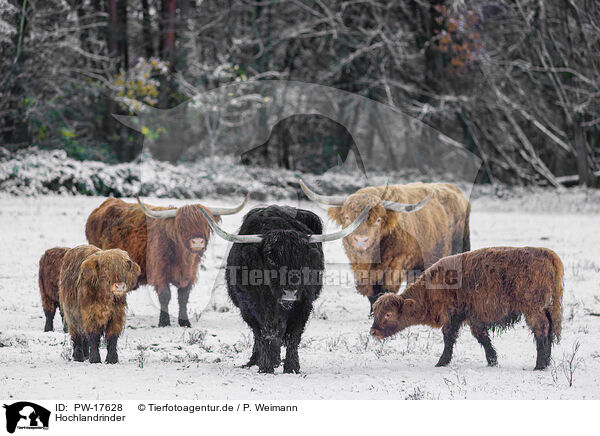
[202, 205, 368, 373]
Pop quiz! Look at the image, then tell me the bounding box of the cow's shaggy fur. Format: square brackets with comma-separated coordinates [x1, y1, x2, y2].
[226, 206, 324, 373]
[371, 247, 563, 370]
[328, 182, 470, 309]
[39, 247, 69, 332]
[85, 198, 220, 327]
[59, 245, 141, 364]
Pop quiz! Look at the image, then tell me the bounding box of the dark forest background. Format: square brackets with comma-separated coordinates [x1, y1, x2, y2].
[1, 0, 599, 187]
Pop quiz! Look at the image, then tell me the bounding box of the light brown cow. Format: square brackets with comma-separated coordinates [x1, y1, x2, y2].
[301, 181, 470, 309]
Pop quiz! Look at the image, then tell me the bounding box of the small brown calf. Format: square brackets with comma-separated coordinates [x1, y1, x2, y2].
[39, 247, 70, 332]
[59, 245, 141, 363]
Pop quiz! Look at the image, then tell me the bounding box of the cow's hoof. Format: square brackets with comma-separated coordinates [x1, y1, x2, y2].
[178, 319, 191, 328]
[73, 353, 85, 362]
[105, 354, 118, 364]
[258, 367, 275, 374]
[158, 313, 171, 327]
[283, 366, 300, 374]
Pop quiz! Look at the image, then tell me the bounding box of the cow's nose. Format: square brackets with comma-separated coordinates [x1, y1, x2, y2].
[353, 235, 369, 245]
[370, 328, 377, 337]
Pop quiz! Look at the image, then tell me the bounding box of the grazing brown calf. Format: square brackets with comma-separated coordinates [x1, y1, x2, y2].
[59, 245, 141, 363]
[370, 247, 563, 370]
[39, 247, 69, 332]
[301, 181, 470, 310]
[85, 195, 247, 327]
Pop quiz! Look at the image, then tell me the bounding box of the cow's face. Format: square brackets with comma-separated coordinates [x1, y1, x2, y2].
[79, 249, 141, 298]
[174, 205, 217, 254]
[330, 194, 388, 251]
[261, 230, 322, 301]
[370, 294, 416, 339]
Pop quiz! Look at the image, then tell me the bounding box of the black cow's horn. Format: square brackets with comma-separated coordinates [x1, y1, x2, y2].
[381, 192, 432, 213]
[200, 206, 370, 244]
[199, 208, 264, 243]
[207, 193, 249, 216]
[308, 206, 370, 242]
[299, 179, 347, 206]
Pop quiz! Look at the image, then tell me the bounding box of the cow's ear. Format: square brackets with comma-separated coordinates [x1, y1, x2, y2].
[328, 207, 343, 225]
[402, 298, 416, 316]
[79, 256, 99, 289]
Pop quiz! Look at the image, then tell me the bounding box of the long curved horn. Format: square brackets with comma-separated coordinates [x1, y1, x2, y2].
[201, 206, 370, 245]
[136, 195, 177, 218]
[207, 193, 249, 216]
[199, 208, 263, 243]
[382, 192, 432, 213]
[309, 206, 370, 243]
[299, 179, 347, 206]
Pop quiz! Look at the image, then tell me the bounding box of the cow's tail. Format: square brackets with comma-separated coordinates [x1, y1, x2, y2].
[547, 251, 564, 343]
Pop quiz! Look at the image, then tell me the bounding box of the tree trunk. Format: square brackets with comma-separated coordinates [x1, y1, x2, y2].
[573, 118, 592, 186]
[141, 0, 154, 58]
[116, 0, 128, 71]
[159, 0, 177, 108]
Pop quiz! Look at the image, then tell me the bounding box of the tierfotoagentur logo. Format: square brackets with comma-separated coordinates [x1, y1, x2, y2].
[2, 402, 50, 434]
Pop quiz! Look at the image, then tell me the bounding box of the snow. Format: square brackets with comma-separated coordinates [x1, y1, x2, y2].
[0, 193, 599, 400]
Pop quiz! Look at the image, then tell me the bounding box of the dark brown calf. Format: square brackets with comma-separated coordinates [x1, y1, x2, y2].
[39, 247, 69, 332]
[371, 247, 563, 370]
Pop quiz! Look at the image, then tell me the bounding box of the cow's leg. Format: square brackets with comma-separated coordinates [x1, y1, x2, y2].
[256, 335, 281, 374]
[177, 285, 192, 327]
[157, 286, 171, 327]
[235, 300, 263, 368]
[368, 284, 386, 316]
[58, 303, 68, 333]
[82, 336, 90, 360]
[283, 302, 313, 374]
[41, 293, 56, 332]
[43, 308, 56, 332]
[105, 335, 119, 364]
[105, 311, 125, 364]
[436, 314, 464, 367]
[238, 325, 260, 368]
[87, 332, 101, 364]
[526, 311, 552, 370]
[71, 330, 86, 362]
[469, 322, 497, 366]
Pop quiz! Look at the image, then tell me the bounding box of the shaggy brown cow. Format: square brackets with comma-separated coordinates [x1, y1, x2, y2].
[85, 195, 247, 327]
[59, 245, 141, 363]
[39, 247, 69, 332]
[370, 247, 564, 370]
[301, 181, 470, 308]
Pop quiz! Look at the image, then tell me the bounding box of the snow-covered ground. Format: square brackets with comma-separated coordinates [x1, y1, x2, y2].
[0, 193, 599, 400]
